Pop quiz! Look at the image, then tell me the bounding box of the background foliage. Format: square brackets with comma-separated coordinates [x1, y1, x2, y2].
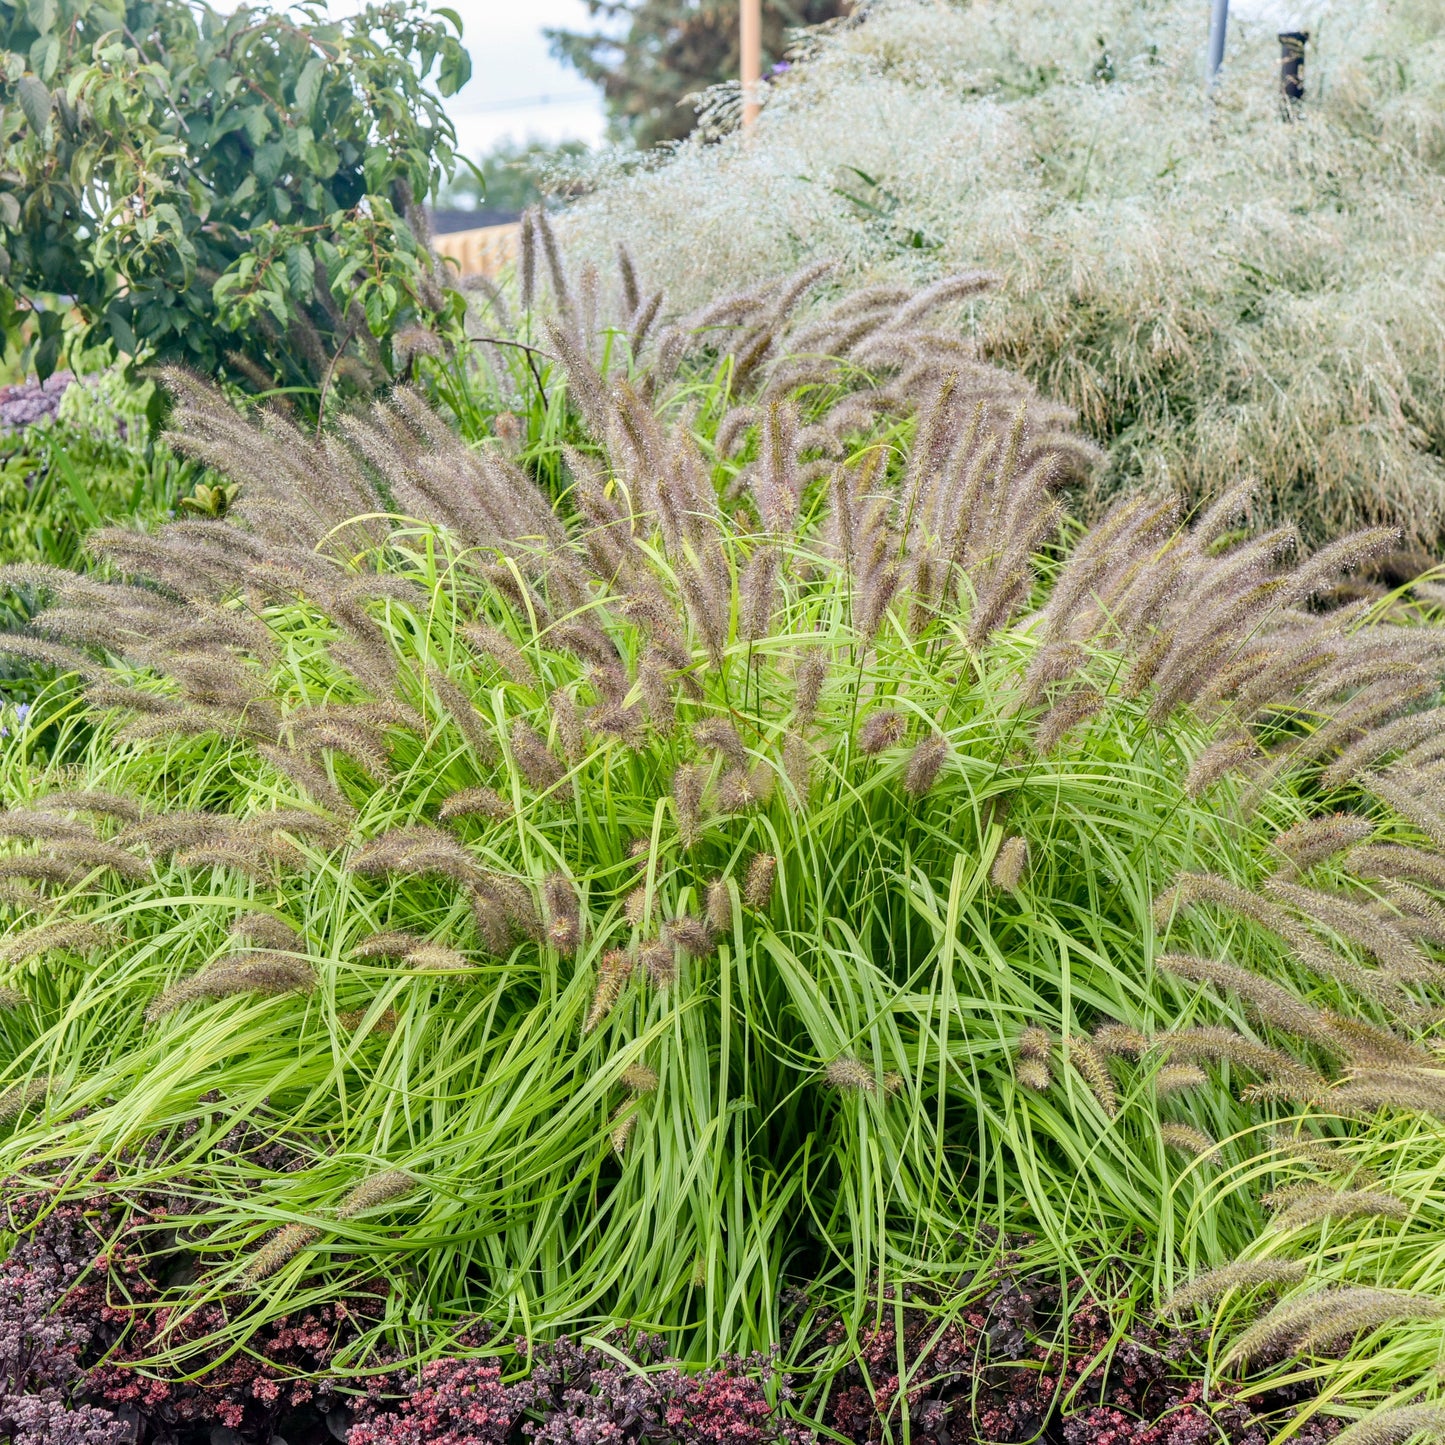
[0, 0, 470, 392]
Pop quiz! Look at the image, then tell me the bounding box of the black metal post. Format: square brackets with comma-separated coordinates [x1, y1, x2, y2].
[1279, 31, 1308, 104]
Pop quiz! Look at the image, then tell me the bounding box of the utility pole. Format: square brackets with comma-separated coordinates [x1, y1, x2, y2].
[1207, 0, 1230, 85]
[741, 0, 762, 130]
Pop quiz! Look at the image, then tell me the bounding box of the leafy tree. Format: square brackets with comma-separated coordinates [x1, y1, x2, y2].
[0, 0, 471, 394]
[547, 0, 851, 149]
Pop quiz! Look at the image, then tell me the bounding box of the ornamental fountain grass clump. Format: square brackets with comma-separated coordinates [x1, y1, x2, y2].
[0, 245, 1442, 1436]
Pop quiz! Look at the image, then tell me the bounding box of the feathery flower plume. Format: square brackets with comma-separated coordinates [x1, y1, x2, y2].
[825, 1056, 876, 1094]
[1270, 814, 1376, 877]
[1331, 1067, 1445, 1120]
[666, 914, 715, 958]
[348, 826, 482, 886]
[335, 1170, 414, 1219]
[1034, 685, 1105, 755]
[463, 621, 533, 686]
[542, 873, 581, 955]
[857, 709, 906, 756]
[1094, 1022, 1149, 1058]
[1016, 1058, 1051, 1092]
[0, 986, 26, 1009]
[437, 787, 513, 823]
[1018, 1026, 1052, 1061]
[744, 853, 777, 911]
[1160, 1123, 1215, 1156]
[0, 919, 107, 964]
[1332, 1405, 1445, 1445]
[1270, 1129, 1373, 1179]
[44, 839, 150, 881]
[0, 1076, 49, 1122]
[1265, 877, 1431, 980]
[705, 877, 731, 935]
[621, 1063, 659, 1094]
[229, 913, 302, 951]
[36, 789, 142, 822]
[548, 688, 587, 765]
[739, 546, 779, 645]
[1316, 1012, 1432, 1068]
[671, 763, 706, 848]
[793, 650, 827, 724]
[242, 1222, 322, 1285]
[1159, 1026, 1324, 1098]
[1155, 1064, 1208, 1095]
[714, 766, 773, 814]
[1159, 1259, 1309, 1316]
[992, 836, 1029, 894]
[1224, 1287, 1445, 1368]
[610, 1110, 638, 1156]
[692, 720, 747, 765]
[405, 943, 470, 972]
[1068, 1035, 1117, 1116]
[352, 930, 425, 960]
[624, 885, 651, 928]
[0, 810, 94, 845]
[1185, 733, 1260, 798]
[510, 718, 564, 792]
[1363, 772, 1445, 850]
[1156, 952, 1323, 1039]
[147, 954, 315, 1019]
[903, 733, 948, 797]
[1270, 1186, 1408, 1231]
[638, 939, 675, 987]
[1350, 845, 1445, 893]
[585, 948, 633, 1032]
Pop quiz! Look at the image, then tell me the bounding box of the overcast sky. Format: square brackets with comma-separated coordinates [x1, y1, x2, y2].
[444, 0, 609, 156]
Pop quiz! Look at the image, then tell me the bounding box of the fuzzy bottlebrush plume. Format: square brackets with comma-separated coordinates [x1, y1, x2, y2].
[352, 930, 428, 960]
[623, 884, 651, 927]
[620, 1063, 659, 1094]
[436, 786, 514, 823]
[542, 873, 582, 955]
[825, 1056, 876, 1094]
[744, 853, 777, 911]
[1332, 1405, 1445, 1445]
[992, 836, 1029, 894]
[1094, 1022, 1149, 1058]
[228, 913, 302, 951]
[637, 939, 675, 988]
[147, 954, 316, 1019]
[671, 763, 706, 849]
[714, 766, 773, 814]
[1154, 1064, 1208, 1096]
[1270, 814, 1376, 877]
[1016, 1027, 1052, 1091]
[0, 986, 25, 1009]
[665, 913, 715, 959]
[1160, 1123, 1216, 1156]
[856, 709, 906, 757]
[1349, 845, 1445, 893]
[0, 919, 107, 964]
[242, 1222, 322, 1285]
[1264, 877, 1433, 981]
[0, 1076, 50, 1122]
[1222, 1288, 1445, 1368]
[510, 719, 564, 792]
[1268, 1186, 1409, 1231]
[1184, 733, 1261, 799]
[692, 719, 748, 766]
[1157, 1026, 1325, 1099]
[1159, 1258, 1309, 1317]
[34, 789, 142, 822]
[335, 1170, 415, 1219]
[1155, 952, 1324, 1040]
[902, 733, 948, 797]
[585, 948, 633, 1032]
[1068, 1035, 1117, 1117]
[792, 650, 827, 725]
[348, 826, 482, 886]
[705, 877, 731, 936]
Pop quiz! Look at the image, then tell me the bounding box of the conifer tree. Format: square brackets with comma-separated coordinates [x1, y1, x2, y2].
[547, 1, 851, 148]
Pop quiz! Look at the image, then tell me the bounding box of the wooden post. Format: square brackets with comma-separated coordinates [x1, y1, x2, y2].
[741, 0, 762, 130]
